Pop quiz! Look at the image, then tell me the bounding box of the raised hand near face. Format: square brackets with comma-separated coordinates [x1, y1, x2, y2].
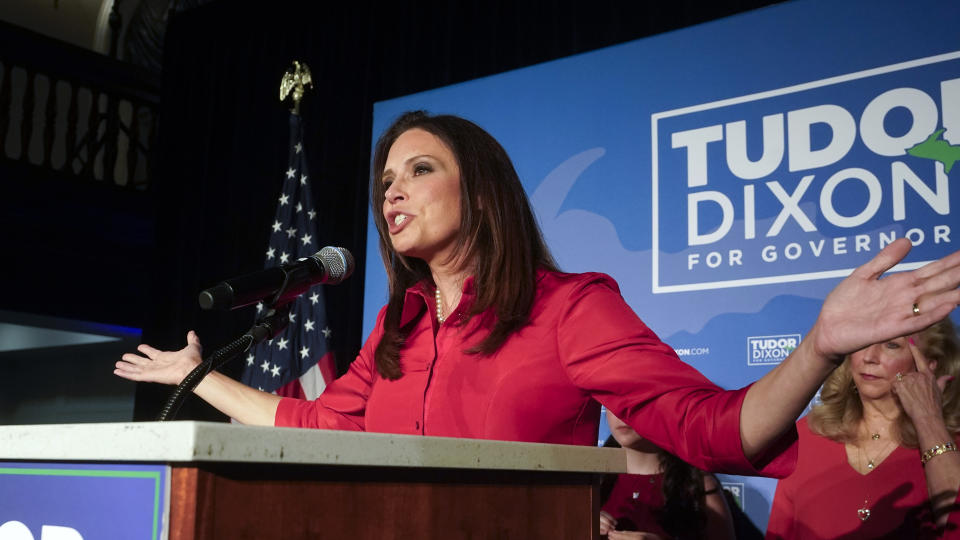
[893, 337, 952, 424]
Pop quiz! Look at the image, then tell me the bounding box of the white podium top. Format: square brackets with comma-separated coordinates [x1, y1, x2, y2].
[0, 421, 626, 473]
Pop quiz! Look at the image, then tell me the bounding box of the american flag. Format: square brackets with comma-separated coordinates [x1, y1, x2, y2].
[240, 113, 335, 399]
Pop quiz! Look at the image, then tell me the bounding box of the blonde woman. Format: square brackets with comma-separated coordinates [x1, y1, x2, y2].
[766, 319, 960, 538]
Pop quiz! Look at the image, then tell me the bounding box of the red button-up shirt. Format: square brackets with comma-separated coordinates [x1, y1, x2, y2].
[275, 270, 796, 476]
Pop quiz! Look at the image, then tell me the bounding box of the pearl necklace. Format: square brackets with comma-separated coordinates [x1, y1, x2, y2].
[435, 287, 445, 324]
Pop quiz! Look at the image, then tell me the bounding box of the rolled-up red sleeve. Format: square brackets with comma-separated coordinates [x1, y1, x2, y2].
[556, 273, 797, 477]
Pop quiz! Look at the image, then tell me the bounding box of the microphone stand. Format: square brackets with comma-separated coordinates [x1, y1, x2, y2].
[157, 274, 300, 421]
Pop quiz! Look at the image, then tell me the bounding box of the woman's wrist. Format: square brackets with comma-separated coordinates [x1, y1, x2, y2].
[911, 415, 951, 438]
[180, 358, 204, 386]
[910, 416, 954, 459]
[800, 325, 845, 374]
[921, 441, 958, 465]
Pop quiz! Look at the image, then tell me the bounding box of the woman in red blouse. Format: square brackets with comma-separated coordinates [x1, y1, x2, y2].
[116, 111, 960, 476]
[766, 319, 960, 538]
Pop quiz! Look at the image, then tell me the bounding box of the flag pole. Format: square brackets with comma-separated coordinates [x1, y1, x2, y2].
[239, 60, 335, 400]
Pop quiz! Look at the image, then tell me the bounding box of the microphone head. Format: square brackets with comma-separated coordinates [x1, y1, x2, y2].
[198, 282, 234, 310]
[316, 246, 355, 284]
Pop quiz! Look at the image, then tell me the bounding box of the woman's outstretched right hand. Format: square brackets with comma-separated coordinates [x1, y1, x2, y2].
[114, 331, 203, 386]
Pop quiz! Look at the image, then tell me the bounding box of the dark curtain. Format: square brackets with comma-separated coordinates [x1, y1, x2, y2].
[136, 0, 782, 420]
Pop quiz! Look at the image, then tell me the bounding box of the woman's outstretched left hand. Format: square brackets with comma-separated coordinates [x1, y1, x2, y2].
[811, 239, 960, 364]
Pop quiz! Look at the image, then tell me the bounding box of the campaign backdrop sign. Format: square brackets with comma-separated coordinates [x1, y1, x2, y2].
[0, 463, 169, 540]
[364, 0, 960, 530]
[654, 54, 958, 292]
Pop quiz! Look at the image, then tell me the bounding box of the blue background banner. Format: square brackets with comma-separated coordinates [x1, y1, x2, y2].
[0, 462, 168, 540]
[364, 0, 960, 529]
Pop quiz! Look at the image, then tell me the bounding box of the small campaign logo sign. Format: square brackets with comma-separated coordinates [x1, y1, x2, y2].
[748, 334, 801, 366]
[722, 482, 745, 510]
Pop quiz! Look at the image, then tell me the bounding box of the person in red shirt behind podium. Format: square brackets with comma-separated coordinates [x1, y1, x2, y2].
[599, 409, 736, 540]
[766, 319, 960, 538]
[116, 111, 960, 479]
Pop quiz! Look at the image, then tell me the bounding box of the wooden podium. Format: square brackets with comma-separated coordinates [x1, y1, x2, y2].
[0, 422, 625, 539]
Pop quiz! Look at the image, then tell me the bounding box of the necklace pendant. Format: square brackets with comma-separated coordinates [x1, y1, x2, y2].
[871, 433, 880, 440]
[867, 460, 875, 470]
[858, 507, 871, 521]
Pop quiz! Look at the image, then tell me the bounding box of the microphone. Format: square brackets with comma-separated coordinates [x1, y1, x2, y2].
[198, 246, 354, 311]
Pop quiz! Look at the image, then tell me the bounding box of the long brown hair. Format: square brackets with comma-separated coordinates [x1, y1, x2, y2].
[808, 318, 960, 447]
[370, 111, 558, 379]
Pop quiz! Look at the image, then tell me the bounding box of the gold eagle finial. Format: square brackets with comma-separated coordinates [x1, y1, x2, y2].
[280, 60, 313, 114]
